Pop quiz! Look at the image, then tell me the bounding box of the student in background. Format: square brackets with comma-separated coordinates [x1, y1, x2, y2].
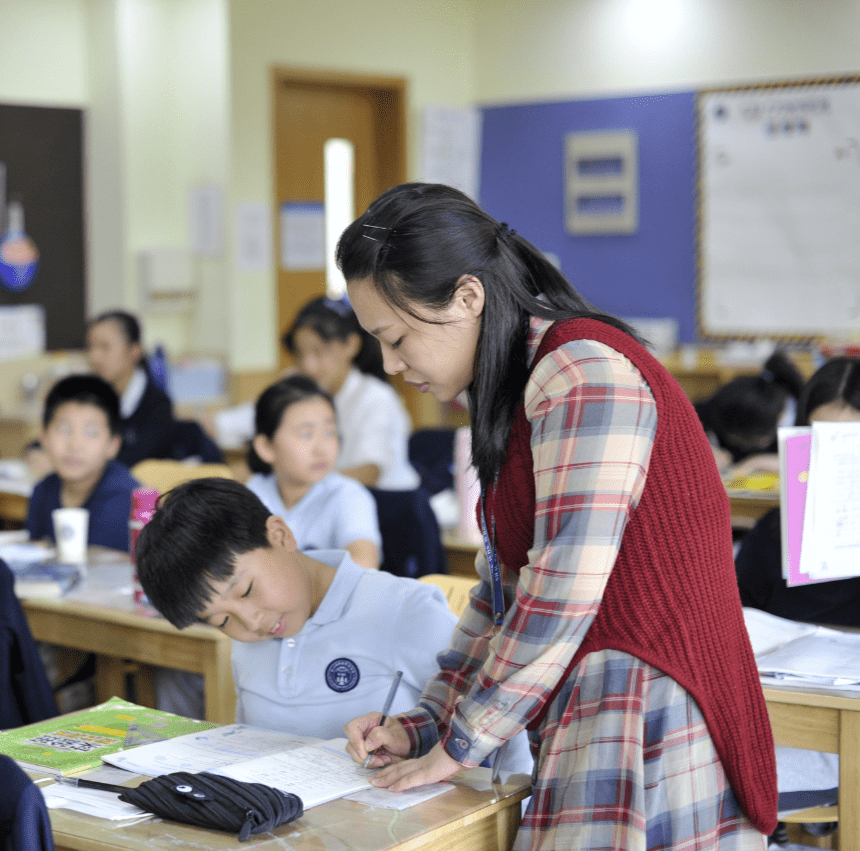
[736, 356, 860, 623]
[87, 310, 175, 467]
[695, 351, 804, 478]
[135, 478, 455, 740]
[245, 375, 381, 570]
[27, 375, 139, 552]
[283, 296, 420, 491]
[338, 183, 776, 848]
[735, 357, 860, 847]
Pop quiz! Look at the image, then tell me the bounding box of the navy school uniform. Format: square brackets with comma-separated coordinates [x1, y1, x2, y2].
[26, 460, 140, 553]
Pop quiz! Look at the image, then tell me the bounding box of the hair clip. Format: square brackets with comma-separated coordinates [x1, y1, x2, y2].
[361, 223, 392, 244]
[496, 222, 517, 242]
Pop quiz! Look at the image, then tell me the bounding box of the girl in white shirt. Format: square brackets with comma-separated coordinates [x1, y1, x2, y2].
[282, 296, 419, 491]
[245, 374, 382, 570]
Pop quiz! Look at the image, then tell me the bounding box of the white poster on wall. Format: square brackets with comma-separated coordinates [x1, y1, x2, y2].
[280, 202, 325, 270]
[699, 81, 860, 337]
[420, 106, 482, 201]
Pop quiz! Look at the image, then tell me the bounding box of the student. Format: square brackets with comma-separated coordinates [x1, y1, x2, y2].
[282, 296, 420, 491]
[134, 477, 456, 740]
[695, 351, 804, 477]
[27, 374, 139, 552]
[87, 310, 175, 467]
[338, 183, 777, 848]
[245, 375, 381, 570]
[735, 357, 860, 846]
[736, 357, 860, 623]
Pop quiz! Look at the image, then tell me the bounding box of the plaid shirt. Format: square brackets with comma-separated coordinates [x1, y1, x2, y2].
[400, 318, 765, 848]
[403, 321, 656, 759]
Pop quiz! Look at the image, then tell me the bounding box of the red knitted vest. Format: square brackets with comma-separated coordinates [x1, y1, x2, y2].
[480, 318, 777, 834]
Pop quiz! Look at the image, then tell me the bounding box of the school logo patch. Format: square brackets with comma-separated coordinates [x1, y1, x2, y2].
[325, 658, 360, 692]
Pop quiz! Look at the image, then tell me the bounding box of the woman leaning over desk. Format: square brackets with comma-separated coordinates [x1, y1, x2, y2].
[341, 183, 777, 850]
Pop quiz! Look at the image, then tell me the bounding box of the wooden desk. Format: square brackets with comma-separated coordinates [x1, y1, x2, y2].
[763, 681, 857, 848]
[47, 769, 530, 851]
[443, 531, 480, 579]
[0, 487, 28, 526]
[21, 549, 235, 723]
[726, 488, 780, 529]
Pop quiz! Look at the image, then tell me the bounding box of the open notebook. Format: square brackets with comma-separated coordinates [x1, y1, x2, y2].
[744, 607, 860, 689]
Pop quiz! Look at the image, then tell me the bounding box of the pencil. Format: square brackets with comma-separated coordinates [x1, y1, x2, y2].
[54, 775, 129, 795]
[363, 670, 403, 769]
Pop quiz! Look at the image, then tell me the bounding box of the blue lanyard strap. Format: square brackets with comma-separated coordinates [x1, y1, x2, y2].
[479, 487, 505, 627]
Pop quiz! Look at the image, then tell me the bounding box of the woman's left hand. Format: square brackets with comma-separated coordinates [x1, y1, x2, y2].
[369, 742, 463, 792]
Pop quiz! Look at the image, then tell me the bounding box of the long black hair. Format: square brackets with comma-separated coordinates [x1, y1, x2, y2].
[707, 351, 805, 447]
[796, 357, 860, 425]
[246, 374, 336, 474]
[336, 182, 640, 488]
[281, 295, 386, 381]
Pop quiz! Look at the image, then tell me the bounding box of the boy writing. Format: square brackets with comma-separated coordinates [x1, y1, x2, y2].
[27, 375, 139, 553]
[135, 477, 459, 740]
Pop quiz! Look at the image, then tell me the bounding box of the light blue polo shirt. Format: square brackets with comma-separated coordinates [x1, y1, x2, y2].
[246, 472, 381, 552]
[232, 551, 457, 740]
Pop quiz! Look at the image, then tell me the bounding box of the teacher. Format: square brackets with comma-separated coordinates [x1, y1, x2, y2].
[341, 184, 777, 849]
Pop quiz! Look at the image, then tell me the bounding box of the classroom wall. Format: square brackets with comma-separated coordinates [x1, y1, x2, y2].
[0, 0, 88, 106]
[472, 0, 860, 343]
[472, 0, 860, 105]
[2, 0, 859, 368]
[84, 0, 231, 357]
[225, 0, 478, 371]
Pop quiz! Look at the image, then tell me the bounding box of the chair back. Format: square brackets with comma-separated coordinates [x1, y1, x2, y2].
[419, 574, 478, 616]
[130, 460, 234, 495]
[369, 487, 447, 578]
[169, 419, 225, 463]
[0, 560, 58, 730]
[0, 755, 55, 851]
[408, 428, 455, 496]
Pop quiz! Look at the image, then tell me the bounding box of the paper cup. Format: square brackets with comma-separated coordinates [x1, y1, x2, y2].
[52, 507, 89, 563]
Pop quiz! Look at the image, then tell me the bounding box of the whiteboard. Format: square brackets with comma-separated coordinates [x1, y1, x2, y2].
[698, 78, 860, 338]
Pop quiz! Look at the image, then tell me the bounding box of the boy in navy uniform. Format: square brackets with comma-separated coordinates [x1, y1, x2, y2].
[27, 375, 139, 552]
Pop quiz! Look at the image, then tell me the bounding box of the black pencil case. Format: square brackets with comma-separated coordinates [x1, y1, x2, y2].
[117, 771, 303, 841]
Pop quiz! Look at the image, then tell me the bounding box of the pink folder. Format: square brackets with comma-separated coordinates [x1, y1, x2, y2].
[783, 431, 827, 587]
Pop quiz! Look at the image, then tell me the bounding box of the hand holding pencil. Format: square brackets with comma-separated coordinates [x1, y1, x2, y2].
[345, 671, 410, 769]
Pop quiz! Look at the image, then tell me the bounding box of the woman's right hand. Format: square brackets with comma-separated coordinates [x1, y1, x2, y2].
[344, 712, 411, 768]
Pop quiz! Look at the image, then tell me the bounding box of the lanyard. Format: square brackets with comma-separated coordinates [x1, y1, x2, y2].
[479, 486, 506, 627]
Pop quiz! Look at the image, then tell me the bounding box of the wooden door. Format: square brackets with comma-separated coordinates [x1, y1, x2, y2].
[271, 69, 435, 424]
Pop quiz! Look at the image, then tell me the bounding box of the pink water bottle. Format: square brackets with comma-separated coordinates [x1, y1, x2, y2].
[129, 488, 159, 605]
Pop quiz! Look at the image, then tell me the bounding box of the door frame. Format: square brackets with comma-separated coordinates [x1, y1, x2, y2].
[270, 67, 437, 426]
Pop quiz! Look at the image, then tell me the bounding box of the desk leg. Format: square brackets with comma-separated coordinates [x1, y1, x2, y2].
[202, 640, 236, 724]
[495, 798, 522, 851]
[94, 656, 127, 704]
[840, 709, 860, 851]
[94, 657, 157, 709]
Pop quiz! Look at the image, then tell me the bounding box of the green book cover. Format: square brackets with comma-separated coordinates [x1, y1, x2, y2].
[0, 696, 217, 775]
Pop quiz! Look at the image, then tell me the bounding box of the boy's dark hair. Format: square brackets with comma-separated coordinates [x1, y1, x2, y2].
[246, 374, 336, 474]
[135, 478, 272, 629]
[42, 374, 122, 436]
[281, 295, 386, 381]
[797, 356, 860, 425]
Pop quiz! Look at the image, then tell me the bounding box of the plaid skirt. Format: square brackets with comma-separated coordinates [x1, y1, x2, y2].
[517, 650, 767, 851]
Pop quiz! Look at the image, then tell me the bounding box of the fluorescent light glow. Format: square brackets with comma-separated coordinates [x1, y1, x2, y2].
[324, 138, 354, 299]
[623, 0, 685, 48]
